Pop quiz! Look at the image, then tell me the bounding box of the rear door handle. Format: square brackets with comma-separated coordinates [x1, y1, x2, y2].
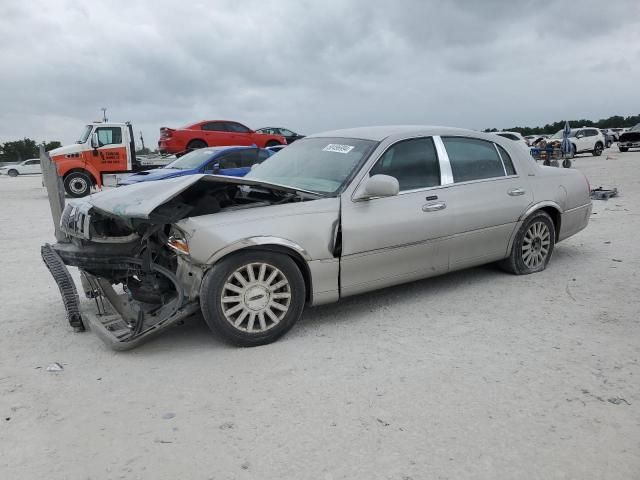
[508, 188, 526, 196]
[422, 202, 446, 212]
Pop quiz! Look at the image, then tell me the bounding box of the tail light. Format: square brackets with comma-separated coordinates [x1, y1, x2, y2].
[160, 127, 174, 139]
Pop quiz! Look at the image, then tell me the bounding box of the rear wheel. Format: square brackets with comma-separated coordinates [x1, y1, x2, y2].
[64, 171, 92, 197]
[592, 142, 603, 156]
[265, 140, 281, 147]
[199, 251, 306, 347]
[500, 211, 555, 275]
[187, 139, 207, 151]
[562, 158, 572, 168]
[7, 169, 18, 177]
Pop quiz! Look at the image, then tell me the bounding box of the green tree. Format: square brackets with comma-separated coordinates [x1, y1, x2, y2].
[0, 138, 63, 162]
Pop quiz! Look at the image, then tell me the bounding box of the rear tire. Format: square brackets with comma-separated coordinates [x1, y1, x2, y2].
[592, 142, 603, 156]
[500, 211, 555, 275]
[562, 158, 572, 168]
[64, 171, 92, 198]
[7, 169, 18, 177]
[199, 251, 306, 347]
[619, 147, 629, 152]
[265, 140, 281, 147]
[187, 140, 207, 151]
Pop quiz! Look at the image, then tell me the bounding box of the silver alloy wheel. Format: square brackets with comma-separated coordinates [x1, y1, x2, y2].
[521, 221, 551, 268]
[220, 262, 291, 333]
[69, 177, 88, 195]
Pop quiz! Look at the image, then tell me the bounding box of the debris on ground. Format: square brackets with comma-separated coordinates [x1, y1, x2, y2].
[608, 397, 631, 405]
[46, 363, 64, 372]
[161, 412, 176, 420]
[590, 186, 619, 200]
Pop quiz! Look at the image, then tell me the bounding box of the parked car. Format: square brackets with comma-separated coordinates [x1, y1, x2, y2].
[617, 123, 640, 152]
[119, 146, 273, 186]
[256, 127, 305, 144]
[43, 125, 592, 350]
[158, 121, 287, 155]
[607, 128, 624, 141]
[0, 158, 42, 176]
[492, 131, 529, 148]
[547, 127, 605, 156]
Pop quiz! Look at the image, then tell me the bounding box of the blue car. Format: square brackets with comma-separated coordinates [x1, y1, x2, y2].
[119, 146, 273, 186]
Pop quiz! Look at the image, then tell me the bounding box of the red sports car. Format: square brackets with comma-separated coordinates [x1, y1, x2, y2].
[159, 120, 287, 154]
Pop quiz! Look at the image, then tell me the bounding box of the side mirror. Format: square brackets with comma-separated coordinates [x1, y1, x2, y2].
[204, 163, 220, 174]
[354, 174, 399, 200]
[90, 132, 99, 149]
[576, 133, 584, 139]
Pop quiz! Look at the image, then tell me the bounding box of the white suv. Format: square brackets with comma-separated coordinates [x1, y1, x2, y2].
[548, 127, 605, 156]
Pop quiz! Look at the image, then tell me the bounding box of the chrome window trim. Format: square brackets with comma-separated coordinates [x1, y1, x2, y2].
[493, 142, 508, 176]
[432, 135, 453, 185]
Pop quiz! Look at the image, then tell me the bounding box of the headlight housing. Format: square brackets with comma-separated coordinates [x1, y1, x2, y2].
[167, 229, 190, 255]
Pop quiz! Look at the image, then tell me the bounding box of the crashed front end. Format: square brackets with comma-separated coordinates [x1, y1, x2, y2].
[42, 200, 202, 350]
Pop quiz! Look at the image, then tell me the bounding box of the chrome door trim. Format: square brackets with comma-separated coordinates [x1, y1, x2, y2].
[432, 135, 453, 185]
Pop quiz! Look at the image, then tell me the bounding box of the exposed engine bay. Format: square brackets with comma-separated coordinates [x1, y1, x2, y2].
[41, 167, 312, 350]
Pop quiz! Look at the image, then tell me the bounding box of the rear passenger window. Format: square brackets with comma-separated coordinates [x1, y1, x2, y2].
[496, 144, 516, 175]
[202, 122, 227, 131]
[238, 149, 259, 167]
[258, 150, 271, 162]
[442, 137, 505, 183]
[369, 137, 440, 191]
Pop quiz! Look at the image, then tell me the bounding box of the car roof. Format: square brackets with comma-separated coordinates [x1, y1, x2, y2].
[306, 125, 474, 142]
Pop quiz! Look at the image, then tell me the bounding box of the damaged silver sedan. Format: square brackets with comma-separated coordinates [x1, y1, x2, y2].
[42, 126, 592, 350]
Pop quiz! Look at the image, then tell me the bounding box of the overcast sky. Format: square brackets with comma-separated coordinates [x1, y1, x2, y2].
[1, 0, 639, 147]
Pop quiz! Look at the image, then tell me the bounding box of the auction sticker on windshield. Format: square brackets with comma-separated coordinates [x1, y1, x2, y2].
[323, 144, 355, 154]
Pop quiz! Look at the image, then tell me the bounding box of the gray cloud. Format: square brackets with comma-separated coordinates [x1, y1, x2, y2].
[1, 0, 639, 146]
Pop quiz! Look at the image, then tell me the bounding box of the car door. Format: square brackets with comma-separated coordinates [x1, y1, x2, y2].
[225, 122, 253, 146]
[23, 159, 41, 174]
[93, 126, 127, 172]
[340, 137, 450, 296]
[436, 136, 533, 270]
[201, 122, 230, 147]
[574, 129, 589, 152]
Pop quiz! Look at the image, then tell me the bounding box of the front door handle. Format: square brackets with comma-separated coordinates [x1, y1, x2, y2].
[508, 188, 526, 196]
[422, 202, 446, 212]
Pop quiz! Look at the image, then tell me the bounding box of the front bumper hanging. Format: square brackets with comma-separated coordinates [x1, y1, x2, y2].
[41, 243, 200, 351]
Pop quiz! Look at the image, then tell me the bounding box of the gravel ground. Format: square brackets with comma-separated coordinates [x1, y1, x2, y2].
[1, 149, 639, 480]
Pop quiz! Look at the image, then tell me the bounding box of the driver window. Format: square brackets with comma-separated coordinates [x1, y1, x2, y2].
[96, 127, 122, 146]
[369, 137, 441, 191]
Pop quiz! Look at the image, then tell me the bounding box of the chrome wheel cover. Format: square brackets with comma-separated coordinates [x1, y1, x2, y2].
[221, 262, 291, 333]
[521, 221, 551, 268]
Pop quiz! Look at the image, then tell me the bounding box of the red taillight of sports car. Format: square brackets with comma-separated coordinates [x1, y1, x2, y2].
[160, 127, 174, 139]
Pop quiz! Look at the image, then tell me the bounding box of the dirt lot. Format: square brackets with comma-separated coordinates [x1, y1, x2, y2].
[1, 149, 639, 480]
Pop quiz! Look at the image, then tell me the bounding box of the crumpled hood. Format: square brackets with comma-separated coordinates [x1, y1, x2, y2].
[84, 174, 310, 219]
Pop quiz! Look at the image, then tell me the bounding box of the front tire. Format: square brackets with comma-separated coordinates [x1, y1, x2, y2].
[7, 169, 18, 177]
[500, 211, 555, 275]
[592, 142, 603, 156]
[64, 171, 92, 197]
[619, 147, 629, 152]
[199, 251, 306, 347]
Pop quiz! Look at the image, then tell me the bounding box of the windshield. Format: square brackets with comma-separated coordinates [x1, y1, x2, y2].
[165, 149, 216, 170]
[78, 125, 93, 143]
[630, 123, 640, 132]
[245, 137, 378, 194]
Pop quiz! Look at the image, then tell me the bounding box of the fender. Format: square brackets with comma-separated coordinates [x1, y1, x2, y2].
[52, 155, 103, 187]
[519, 200, 563, 221]
[206, 236, 312, 265]
[506, 200, 563, 254]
